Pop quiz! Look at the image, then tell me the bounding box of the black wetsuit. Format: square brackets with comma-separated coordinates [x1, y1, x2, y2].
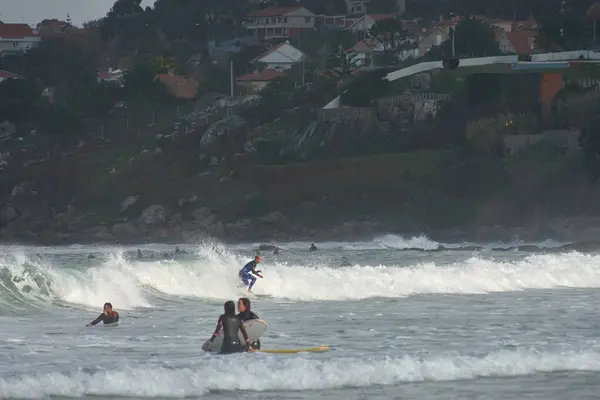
[212, 314, 249, 354]
[89, 311, 119, 326]
[236, 311, 261, 349]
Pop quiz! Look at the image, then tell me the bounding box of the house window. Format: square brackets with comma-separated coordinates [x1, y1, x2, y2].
[284, 17, 288, 23]
[305, 17, 311, 23]
[271, 18, 276, 24]
[13, 42, 18, 48]
[277, 17, 282, 23]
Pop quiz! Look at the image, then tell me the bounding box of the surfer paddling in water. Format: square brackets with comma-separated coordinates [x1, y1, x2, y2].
[209, 301, 252, 354]
[238, 255, 263, 293]
[87, 302, 119, 326]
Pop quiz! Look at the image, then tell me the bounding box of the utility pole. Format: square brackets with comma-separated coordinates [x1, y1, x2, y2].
[560, 1, 565, 37]
[230, 60, 234, 97]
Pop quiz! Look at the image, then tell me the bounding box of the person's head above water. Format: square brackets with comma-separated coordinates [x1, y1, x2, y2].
[238, 297, 251, 313]
[255, 255, 262, 263]
[224, 300, 235, 316]
[103, 302, 113, 313]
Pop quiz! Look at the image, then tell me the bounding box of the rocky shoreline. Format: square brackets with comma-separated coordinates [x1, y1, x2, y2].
[3, 182, 600, 247]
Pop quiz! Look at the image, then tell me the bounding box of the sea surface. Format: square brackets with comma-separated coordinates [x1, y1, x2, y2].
[1, 234, 600, 399]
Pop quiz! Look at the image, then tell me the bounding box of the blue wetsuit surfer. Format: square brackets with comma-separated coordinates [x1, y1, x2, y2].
[239, 255, 263, 293]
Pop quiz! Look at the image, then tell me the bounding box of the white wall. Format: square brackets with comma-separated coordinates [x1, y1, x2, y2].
[0, 37, 41, 52]
[323, 50, 600, 109]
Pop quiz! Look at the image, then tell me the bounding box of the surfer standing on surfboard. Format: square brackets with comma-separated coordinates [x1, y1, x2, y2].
[87, 302, 119, 326]
[238, 255, 263, 293]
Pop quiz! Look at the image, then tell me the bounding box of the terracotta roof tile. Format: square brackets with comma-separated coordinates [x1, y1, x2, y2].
[367, 14, 395, 21]
[236, 69, 284, 82]
[0, 70, 21, 79]
[506, 30, 538, 54]
[0, 23, 37, 38]
[157, 74, 199, 99]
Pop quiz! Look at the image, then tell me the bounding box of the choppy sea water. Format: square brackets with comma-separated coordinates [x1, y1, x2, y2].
[1, 235, 600, 399]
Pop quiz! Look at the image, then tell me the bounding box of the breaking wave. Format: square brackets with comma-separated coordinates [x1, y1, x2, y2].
[2, 242, 600, 308]
[1, 347, 600, 398]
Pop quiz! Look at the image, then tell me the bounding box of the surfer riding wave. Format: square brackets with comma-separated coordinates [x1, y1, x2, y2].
[239, 255, 263, 293]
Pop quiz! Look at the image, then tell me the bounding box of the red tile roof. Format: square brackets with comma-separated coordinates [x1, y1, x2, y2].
[0, 70, 21, 79]
[248, 7, 303, 17]
[157, 74, 199, 99]
[367, 14, 395, 21]
[0, 23, 37, 38]
[506, 30, 538, 54]
[237, 69, 284, 82]
[511, 19, 538, 31]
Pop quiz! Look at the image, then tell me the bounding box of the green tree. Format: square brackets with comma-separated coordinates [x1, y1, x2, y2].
[122, 62, 171, 106]
[436, 17, 500, 58]
[369, 18, 415, 53]
[107, 0, 143, 18]
[580, 114, 600, 181]
[0, 78, 43, 123]
[327, 44, 352, 76]
[537, 13, 589, 51]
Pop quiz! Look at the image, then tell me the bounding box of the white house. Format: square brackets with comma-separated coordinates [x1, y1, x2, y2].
[347, 0, 370, 15]
[97, 68, 127, 86]
[0, 70, 22, 83]
[0, 23, 41, 54]
[252, 42, 305, 71]
[246, 7, 316, 42]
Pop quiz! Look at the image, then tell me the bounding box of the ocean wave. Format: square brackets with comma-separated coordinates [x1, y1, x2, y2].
[235, 234, 570, 252]
[1, 347, 599, 398]
[2, 244, 600, 308]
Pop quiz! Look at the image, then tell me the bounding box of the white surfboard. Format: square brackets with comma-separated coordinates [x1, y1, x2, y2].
[203, 319, 267, 353]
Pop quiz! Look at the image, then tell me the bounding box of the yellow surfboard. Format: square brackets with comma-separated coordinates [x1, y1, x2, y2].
[249, 346, 331, 354]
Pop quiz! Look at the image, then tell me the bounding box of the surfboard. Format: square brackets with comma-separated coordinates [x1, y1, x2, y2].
[203, 319, 267, 353]
[250, 346, 331, 354]
[103, 322, 119, 327]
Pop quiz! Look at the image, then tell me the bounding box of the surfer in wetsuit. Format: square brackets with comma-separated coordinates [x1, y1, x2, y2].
[209, 300, 251, 354]
[238, 255, 263, 293]
[237, 297, 261, 349]
[309, 243, 318, 252]
[87, 302, 119, 326]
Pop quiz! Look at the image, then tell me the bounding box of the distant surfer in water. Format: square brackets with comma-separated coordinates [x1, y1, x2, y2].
[341, 257, 352, 267]
[237, 297, 261, 349]
[239, 255, 263, 293]
[309, 243, 318, 252]
[209, 300, 251, 354]
[87, 302, 119, 326]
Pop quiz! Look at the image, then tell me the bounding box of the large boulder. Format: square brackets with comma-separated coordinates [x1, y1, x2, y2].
[120, 195, 139, 213]
[200, 115, 247, 152]
[138, 205, 167, 228]
[112, 222, 140, 239]
[0, 202, 19, 226]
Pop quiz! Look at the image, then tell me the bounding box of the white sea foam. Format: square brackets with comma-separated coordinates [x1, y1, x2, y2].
[1, 347, 599, 398]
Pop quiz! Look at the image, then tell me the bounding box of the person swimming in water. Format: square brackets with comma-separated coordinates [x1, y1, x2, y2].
[237, 297, 261, 349]
[175, 246, 188, 254]
[209, 300, 251, 354]
[87, 302, 119, 326]
[238, 255, 263, 293]
[341, 256, 352, 267]
[309, 243, 318, 252]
